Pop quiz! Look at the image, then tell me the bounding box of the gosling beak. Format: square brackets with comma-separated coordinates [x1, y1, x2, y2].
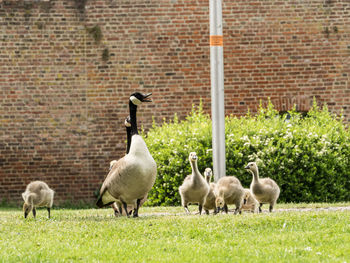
[142, 93, 152, 102]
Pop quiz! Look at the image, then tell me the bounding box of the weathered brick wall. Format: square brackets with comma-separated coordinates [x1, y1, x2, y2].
[0, 0, 349, 204]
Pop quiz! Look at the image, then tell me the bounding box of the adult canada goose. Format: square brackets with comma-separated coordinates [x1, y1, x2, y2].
[203, 168, 217, 215]
[245, 162, 280, 212]
[22, 181, 54, 219]
[111, 116, 146, 217]
[214, 176, 245, 215]
[179, 152, 210, 215]
[96, 92, 157, 218]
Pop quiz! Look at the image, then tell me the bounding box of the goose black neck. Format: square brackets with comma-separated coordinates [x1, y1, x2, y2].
[126, 126, 131, 154]
[129, 101, 138, 135]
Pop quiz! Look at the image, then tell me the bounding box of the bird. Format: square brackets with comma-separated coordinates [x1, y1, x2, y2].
[179, 152, 210, 215]
[245, 162, 280, 212]
[22, 181, 54, 219]
[96, 92, 157, 218]
[214, 176, 245, 215]
[109, 116, 132, 216]
[110, 116, 146, 217]
[203, 168, 217, 215]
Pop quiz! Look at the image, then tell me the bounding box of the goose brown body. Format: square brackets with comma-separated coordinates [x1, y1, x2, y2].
[22, 181, 54, 218]
[241, 188, 259, 213]
[214, 176, 245, 215]
[202, 168, 217, 214]
[179, 152, 210, 215]
[245, 162, 280, 212]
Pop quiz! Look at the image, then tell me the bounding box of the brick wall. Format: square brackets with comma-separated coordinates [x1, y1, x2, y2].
[0, 0, 349, 204]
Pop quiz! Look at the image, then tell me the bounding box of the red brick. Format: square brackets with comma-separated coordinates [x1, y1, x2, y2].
[0, 0, 349, 204]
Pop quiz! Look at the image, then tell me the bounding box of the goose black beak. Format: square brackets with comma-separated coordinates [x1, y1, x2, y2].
[142, 93, 152, 102]
[244, 165, 249, 169]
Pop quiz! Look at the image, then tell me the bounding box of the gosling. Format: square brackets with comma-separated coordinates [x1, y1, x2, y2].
[214, 176, 245, 215]
[203, 168, 217, 215]
[241, 188, 259, 213]
[179, 152, 210, 215]
[245, 162, 280, 212]
[22, 181, 54, 219]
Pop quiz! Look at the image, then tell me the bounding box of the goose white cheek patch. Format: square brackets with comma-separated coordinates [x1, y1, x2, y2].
[130, 96, 142, 105]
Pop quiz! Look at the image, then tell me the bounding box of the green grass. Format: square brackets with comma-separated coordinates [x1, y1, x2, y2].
[0, 204, 349, 262]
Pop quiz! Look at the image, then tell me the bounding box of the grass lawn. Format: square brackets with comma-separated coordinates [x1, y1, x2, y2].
[0, 203, 349, 262]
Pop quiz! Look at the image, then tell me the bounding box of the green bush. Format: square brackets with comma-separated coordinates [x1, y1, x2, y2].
[144, 101, 350, 206]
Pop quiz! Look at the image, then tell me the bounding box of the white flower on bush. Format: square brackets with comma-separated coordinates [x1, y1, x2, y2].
[243, 142, 251, 147]
[266, 146, 276, 154]
[317, 148, 327, 157]
[257, 151, 264, 157]
[241, 135, 249, 141]
[248, 153, 259, 161]
[263, 138, 272, 146]
[284, 131, 293, 140]
[255, 158, 263, 165]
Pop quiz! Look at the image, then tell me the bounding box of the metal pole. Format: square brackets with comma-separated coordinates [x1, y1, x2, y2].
[210, 0, 226, 182]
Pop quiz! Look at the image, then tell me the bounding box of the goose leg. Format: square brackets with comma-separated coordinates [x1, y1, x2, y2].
[122, 201, 129, 218]
[198, 204, 203, 215]
[113, 209, 120, 217]
[236, 206, 242, 215]
[133, 199, 141, 218]
[117, 204, 124, 216]
[205, 209, 209, 215]
[111, 203, 119, 217]
[47, 207, 51, 218]
[224, 204, 228, 214]
[269, 204, 273, 212]
[184, 205, 190, 214]
[32, 207, 36, 218]
[259, 203, 263, 213]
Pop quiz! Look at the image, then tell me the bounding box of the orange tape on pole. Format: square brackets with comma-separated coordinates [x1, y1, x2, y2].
[210, 35, 223, 46]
